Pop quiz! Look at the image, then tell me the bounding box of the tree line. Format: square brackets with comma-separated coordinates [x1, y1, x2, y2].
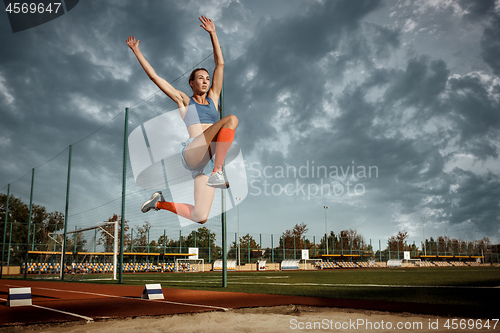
[0, 194, 496, 265]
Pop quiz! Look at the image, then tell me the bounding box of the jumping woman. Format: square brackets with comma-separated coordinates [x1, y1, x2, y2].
[127, 16, 238, 224]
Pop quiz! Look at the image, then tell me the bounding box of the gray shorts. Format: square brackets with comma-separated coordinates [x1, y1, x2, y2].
[180, 137, 215, 179]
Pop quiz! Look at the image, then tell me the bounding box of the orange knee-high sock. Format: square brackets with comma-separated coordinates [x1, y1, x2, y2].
[213, 128, 235, 173]
[156, 201, 194, 221]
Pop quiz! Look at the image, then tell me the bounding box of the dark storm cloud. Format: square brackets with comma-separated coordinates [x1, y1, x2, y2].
[459, 0, 500, 77]
[276, 56, 450, 180]
[365, 23, 401, 59]
[457, 0, 498, 20]
[481, 16, 500, 77]
[373, 58, 499, 234]
[226, 0, 383, 154]
[425, 168, 500, 235]
[446, 73, 500, 159]
[383, 57, 449, 111]
[261, 37, 499, 234]
[0, 1, 194, 188]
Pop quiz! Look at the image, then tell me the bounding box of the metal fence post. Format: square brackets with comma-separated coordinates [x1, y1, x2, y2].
[1, 184, 10, 278]
[119, 108, 129, 283]
[220, 50, 227, 287]
[271, 234, 274, 263]
[23, 169, 35, 280]
[293, 235, 296, 260]
[61, 146, 72, 280]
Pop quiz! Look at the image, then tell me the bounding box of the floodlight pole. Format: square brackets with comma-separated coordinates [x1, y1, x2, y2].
[421, 217, 426, 256]
[324, 206, 329, 255]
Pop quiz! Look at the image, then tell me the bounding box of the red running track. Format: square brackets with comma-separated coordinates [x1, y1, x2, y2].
[0, 279, 491, 327]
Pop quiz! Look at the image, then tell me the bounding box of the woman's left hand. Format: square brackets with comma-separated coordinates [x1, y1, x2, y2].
[199, 15, 216, 34]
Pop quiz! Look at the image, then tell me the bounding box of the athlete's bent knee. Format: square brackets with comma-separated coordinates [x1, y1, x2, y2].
[225, 114, 238, 129]
[191, 211, 209, 224]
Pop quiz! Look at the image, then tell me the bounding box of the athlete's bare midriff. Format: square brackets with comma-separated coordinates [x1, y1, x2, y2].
[187, 123, 213, 139]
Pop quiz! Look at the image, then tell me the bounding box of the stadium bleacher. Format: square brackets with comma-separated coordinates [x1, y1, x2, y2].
[418, 261, 435, 267]
[23, 261, 195, 274]
[356, 261, 376, 268]
[450, 261, 467, 267]
[316, 261, 337, 269]
[467, 261, 481, 266]
[434, 261, 451, 267]
[22, 258, 484, 274]
[337, 262, 358, 269]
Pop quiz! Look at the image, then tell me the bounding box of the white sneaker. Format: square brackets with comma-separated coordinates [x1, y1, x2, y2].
[141, 191, 165, 213]
[206, 171, 230, 189]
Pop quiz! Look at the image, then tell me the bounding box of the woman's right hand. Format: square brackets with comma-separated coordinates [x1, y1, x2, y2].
[126, 36, 140, 51]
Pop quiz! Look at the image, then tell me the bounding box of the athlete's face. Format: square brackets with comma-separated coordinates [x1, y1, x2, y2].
[190, 70, 210, 93]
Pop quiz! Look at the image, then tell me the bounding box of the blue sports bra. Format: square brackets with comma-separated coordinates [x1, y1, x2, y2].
[183, 95, 218, 128]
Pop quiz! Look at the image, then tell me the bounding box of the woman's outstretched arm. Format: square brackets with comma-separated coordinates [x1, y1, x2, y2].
[199, 16, 224, 104]
[126, 36, 188, 108]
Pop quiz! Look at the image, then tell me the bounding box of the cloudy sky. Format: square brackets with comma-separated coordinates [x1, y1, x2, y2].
[1, 0, 499, 247]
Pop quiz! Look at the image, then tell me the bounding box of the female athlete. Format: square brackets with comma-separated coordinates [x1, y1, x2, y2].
[127, 16, 238, 224]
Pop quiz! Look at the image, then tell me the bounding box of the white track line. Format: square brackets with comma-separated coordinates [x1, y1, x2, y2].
[0, 296, 93, 322]
[31, 304, 94, 322]
[3, 284, 229, 311]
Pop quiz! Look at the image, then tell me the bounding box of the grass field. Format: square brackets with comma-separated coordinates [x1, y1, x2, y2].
[51, 266, 500, 313]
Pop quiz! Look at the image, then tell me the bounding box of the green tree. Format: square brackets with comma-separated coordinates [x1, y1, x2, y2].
[387, 230, 408, 252]
[132, 221, 152, 253]
[184, 227, 215, 248]
[0, 194, 66, 265]
[229, 234, 261, 263]
[156, 233, 169, 252]
[97, 214, 130, 252]
[279, 223, 308, 257]
[184, 227, 219, 261]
